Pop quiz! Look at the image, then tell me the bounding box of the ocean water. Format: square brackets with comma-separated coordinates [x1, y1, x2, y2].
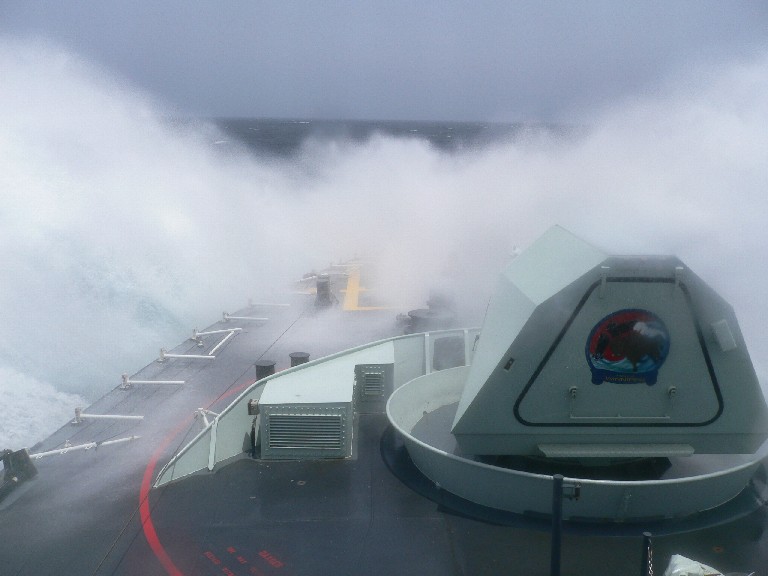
[0, 111, 531, 451]
[211, 117, 560, 158]
[2, 40, 768, 451]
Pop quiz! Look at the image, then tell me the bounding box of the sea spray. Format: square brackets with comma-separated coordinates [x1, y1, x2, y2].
[2, 37, 768, 449]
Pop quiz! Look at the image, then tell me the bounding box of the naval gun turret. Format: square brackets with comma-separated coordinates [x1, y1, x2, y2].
[386, 226, 768, 521]
[452, 226, 768, 459]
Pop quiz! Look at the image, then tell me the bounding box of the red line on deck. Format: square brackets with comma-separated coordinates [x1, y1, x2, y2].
[140, 379, 257, 575]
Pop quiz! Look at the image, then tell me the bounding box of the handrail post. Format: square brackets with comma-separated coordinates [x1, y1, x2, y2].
[551, 474, 563, 576]
[642, 532, 653, 576]
[550, 474, 580, 576]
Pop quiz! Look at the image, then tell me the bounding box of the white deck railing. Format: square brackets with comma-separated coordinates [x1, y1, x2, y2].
[30, 436, 140, 459]
[120, 373, 185, 389]
[72, 408, 144, 424]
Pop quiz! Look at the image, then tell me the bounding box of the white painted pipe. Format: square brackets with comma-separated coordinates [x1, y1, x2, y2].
[193, 327, 241, 338]
[30, 436, 140, 459]
[125, 380, 186, 385]
[208, 330, 236, 356]
[223, 312, 269, 322]
[195, 409, 219, 427]
[158, 348, 215, 361]
[32, 442, 98, 458]
[120, 373, 185, 388]
[75, 412, 144, 422]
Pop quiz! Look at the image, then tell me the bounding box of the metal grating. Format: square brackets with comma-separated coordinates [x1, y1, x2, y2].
[362, 371, 385, 397]
[267, 415, 343, 450]
[354, 363, 393, 414]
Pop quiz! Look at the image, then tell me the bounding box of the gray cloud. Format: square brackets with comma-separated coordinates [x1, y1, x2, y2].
[2, 1, 767, 120]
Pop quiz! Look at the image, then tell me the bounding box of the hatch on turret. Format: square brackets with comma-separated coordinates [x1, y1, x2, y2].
[451, 226, 768, 458]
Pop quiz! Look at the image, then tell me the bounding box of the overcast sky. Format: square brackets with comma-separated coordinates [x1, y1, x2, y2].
[2, 1, 767, 121]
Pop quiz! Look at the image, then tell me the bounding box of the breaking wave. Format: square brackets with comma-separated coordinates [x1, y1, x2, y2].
[2, 36, 768, 449]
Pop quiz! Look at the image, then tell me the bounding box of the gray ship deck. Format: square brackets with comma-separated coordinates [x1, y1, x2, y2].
[1, 275, 767, 576]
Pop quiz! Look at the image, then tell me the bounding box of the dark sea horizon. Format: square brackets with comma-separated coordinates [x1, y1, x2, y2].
[208, 117, 568, 158]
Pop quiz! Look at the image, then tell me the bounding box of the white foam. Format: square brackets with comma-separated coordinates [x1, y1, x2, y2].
[0, 366, 87, 450]
[1, 37, 768, 448]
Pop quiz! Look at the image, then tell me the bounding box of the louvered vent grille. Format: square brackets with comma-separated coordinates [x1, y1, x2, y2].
[268, 415, 343, 450]
[362, 371, 385, 397]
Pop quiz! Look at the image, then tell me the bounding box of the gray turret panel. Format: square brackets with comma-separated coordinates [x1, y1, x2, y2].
[452, 227, 768, 457]
[452, 226, 607, 432]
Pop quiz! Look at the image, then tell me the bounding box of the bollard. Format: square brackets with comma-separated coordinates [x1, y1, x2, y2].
[289, 352, 310, 367]
[315, 274, 333, 308]
[255, 360, 276, 380]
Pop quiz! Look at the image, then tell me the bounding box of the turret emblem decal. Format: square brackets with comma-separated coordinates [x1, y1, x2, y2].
[586, 309, 670, 385]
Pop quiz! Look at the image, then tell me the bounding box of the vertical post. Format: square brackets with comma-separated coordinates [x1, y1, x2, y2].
[551, 474, 564, 576]
[255, 360, 276, 380]
[641, 532, 653, 576]
[289, 352, 310, 367]
[250, 422, 257, 458]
